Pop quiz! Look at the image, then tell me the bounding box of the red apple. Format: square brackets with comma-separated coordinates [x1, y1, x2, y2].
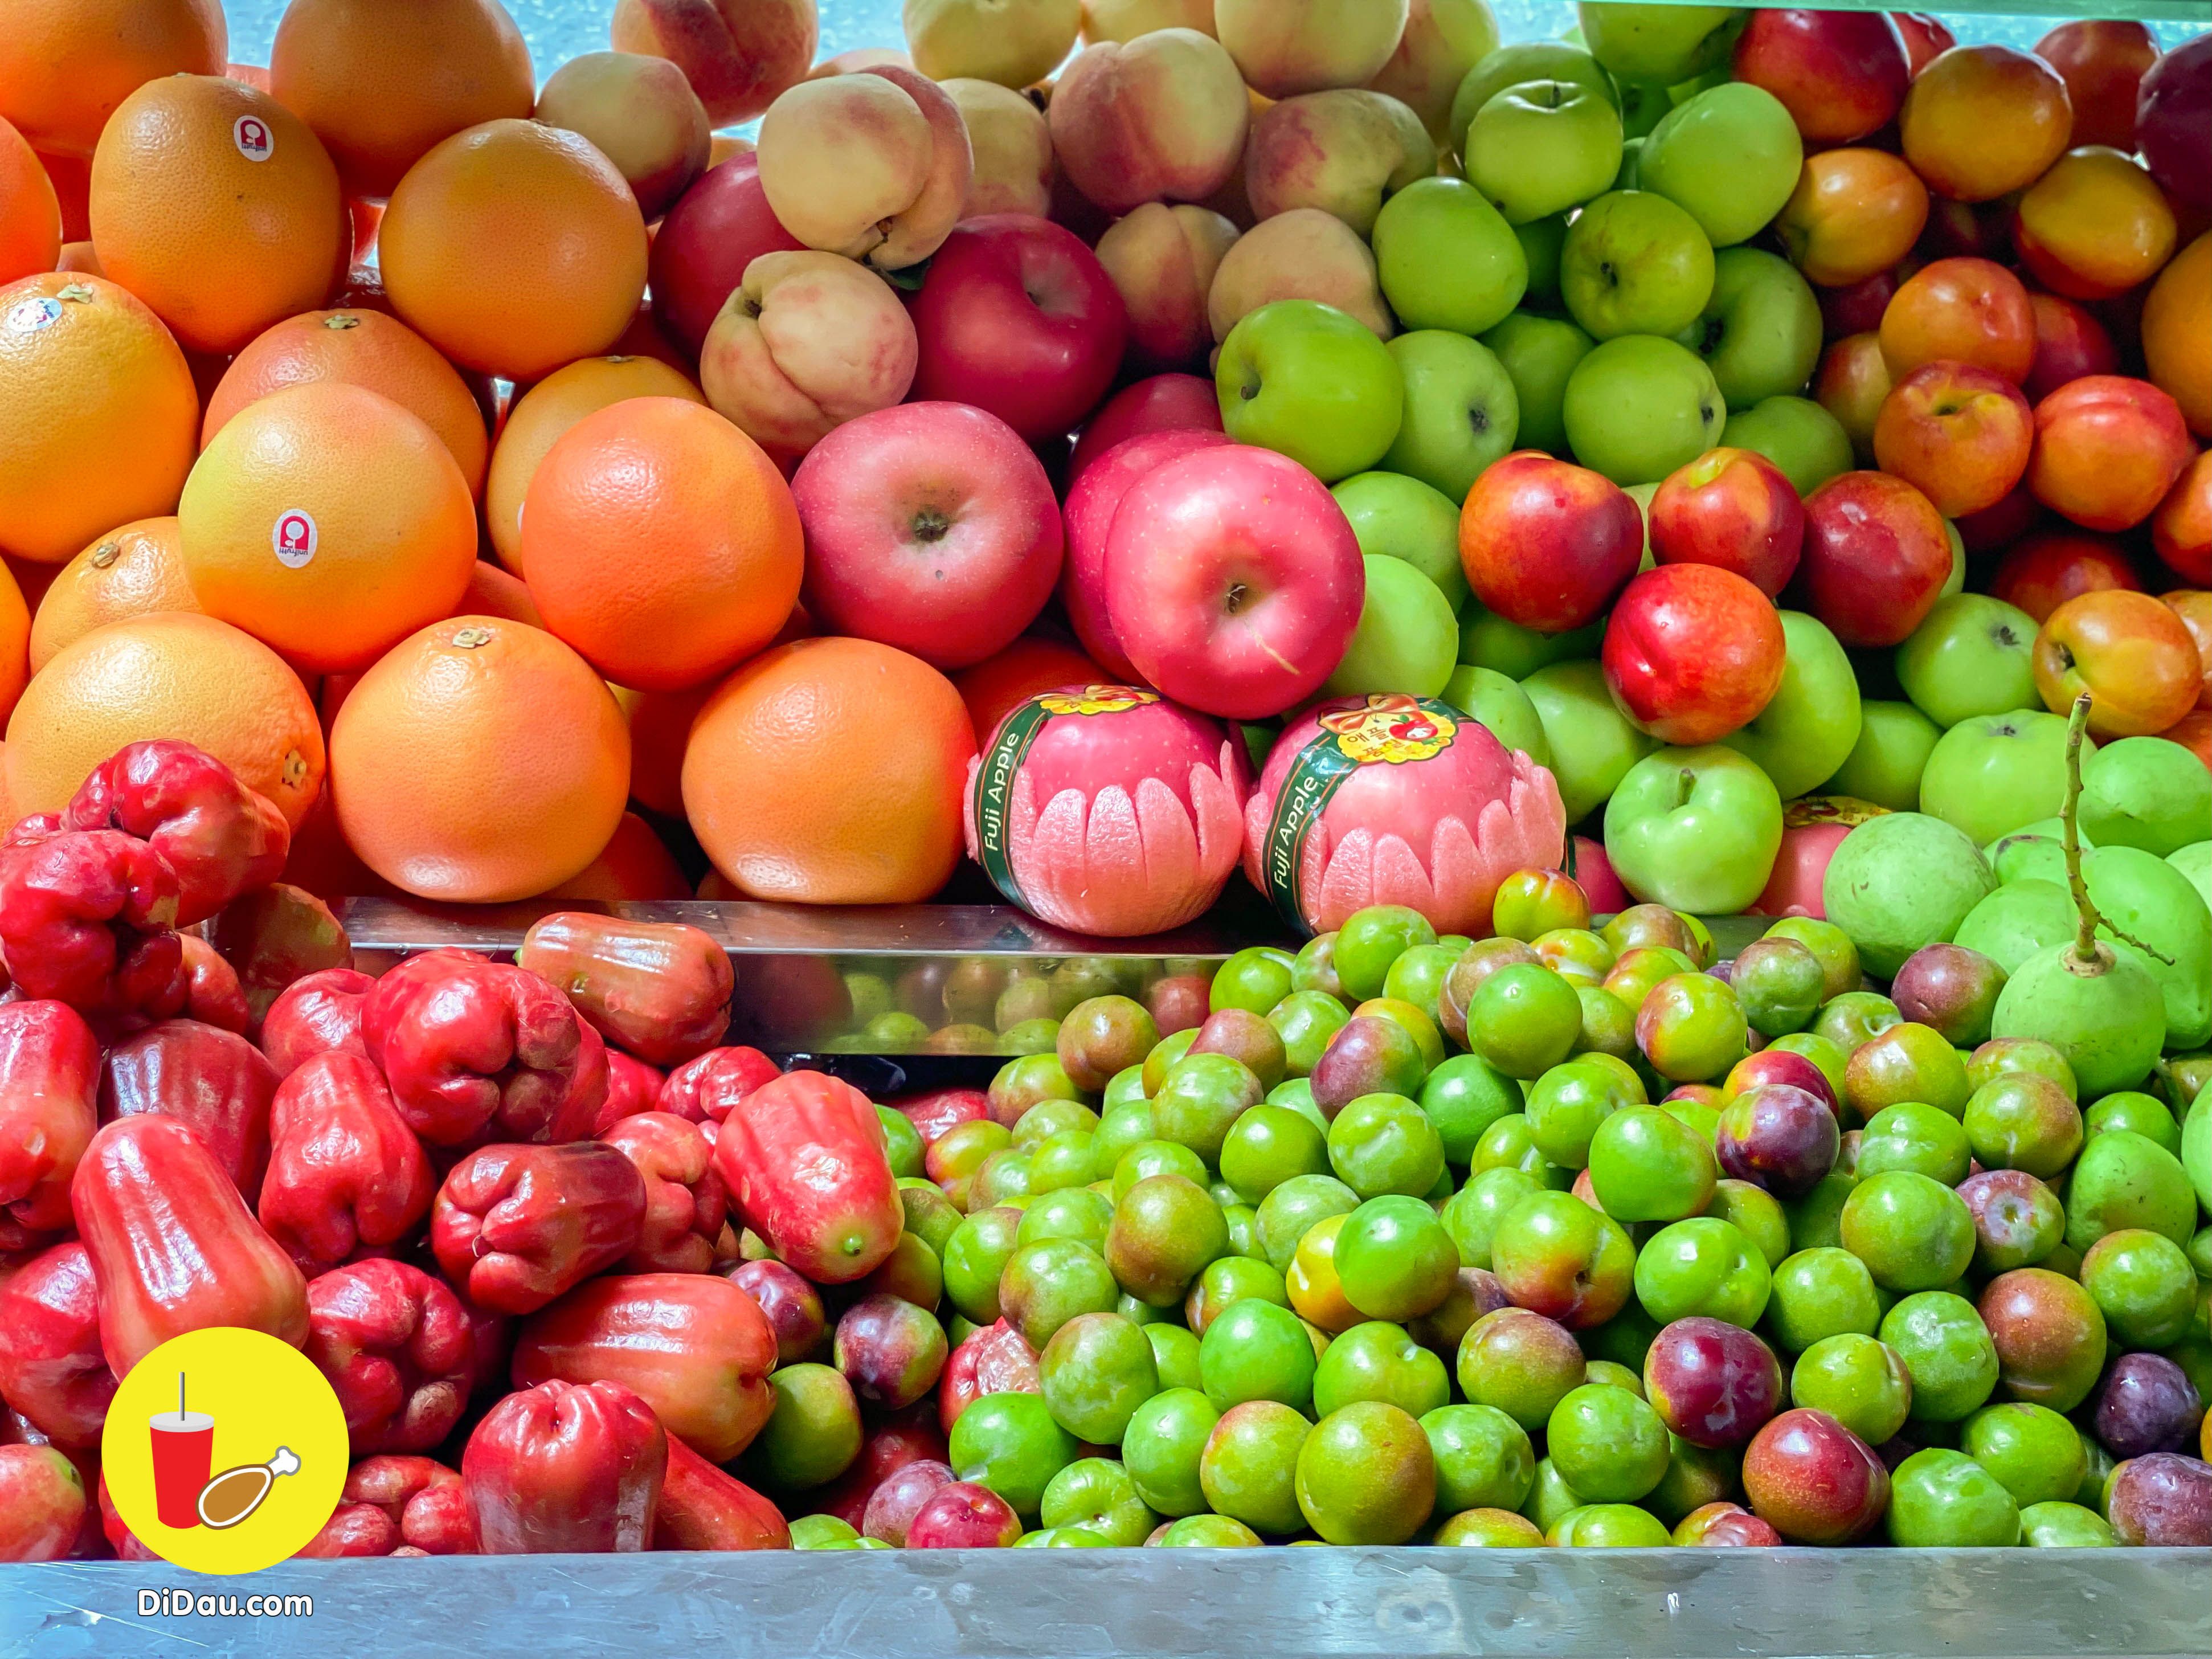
[2022, 293, 2119, 404]
[906, 214, 1128, 445]
[1891, 13, 1955, 77]
[1990, 528, 2143, 621]
[2029, 374, 2196, 533]
[1458, 451, 1643, 634]
[1649, 447, 1805, 597]
[2136, 31, 2212, 213]
[2153, 452, 2212, 586]
[1731, 9, 1911, 145]
[1871, 361, 2034, 518]
[1069, 373, 1224, 480]
[1915, 196, 2012, 263]
[649, 156, 806, 357]
[905, 1481, 1023, 1548]
[1788, 471, 1952, 647]
[1060, 427, 1233, 681]
[2033, 20, 2158, 151]
[1819, 268, 1906, 341]
[1104, 444, 1363, 720]
[1602, 565, 1788, 745]
[2034, 588, 2204, 739]
[1953, 483, 2041, 553]
[1879, 256, 2035, 384]
[791, 401, 1064, 670]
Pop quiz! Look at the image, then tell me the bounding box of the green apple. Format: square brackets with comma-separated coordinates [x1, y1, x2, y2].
[1613, 136, 1643, 190]
[1461, 606, 1605, 679]
[1894, 594, 2039, 729]
[1332, 471, 1469, 611]
[1216, 299, 1404, 483]
[2170, 841, 2211, 911]
[1576, 3, 1744, 86]
[1674, 247, 1821, 412]
[1723, 395, 1853, 496]
[1940, 521, 1966, 599]
[1605, 745, 1783, 913]
[1466, 80, 1625, 225]
[1515, 215, 1570, 307]
[1523, 657, 1659, 823]
[1560, 334, 1723, 486]
[1383, 329, 1520, 502]
[1443, 664, 1553, 767]
[1324, 555, 1458, 700]
[1722, 610, 1861, 799]
[2078, 737, 2212, 857]
[1617, 77, 1675, 140]
[1824, 700, 1941, 810]
[1638, 82, 1801, 247]
[1560, 190, 1715, 340]
[1373, 177, 1527, 337]
[1480, 311, 1594, 456]
[1919, 710, 2078, 849]
[1449, 42, 1618, 158]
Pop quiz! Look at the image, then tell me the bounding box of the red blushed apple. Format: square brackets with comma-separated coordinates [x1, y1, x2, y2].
[1602, 565, 1789, 745]
[1879, 257, 2035, 384]
[1788, 471, 1952, 647]
[906, 214, 1128, 446]
[1816, 334, 1892, 465]
[2033, 588, 2203, 738]
[1458, 451, 1643, 634]
[2029, 375, 2197, 534]
[2034, 21, 2159, 152]
[2136, 32, 2212, 215]
[1892, 13, 1955, 77]
[2153, 452, 2212, 586]
[649, 156, 806, 356]
[1819, 268, 1905, 341]
[1103, 444, 1363, 720]
[1871, 361, 2034, 517]
[1954, 483, 2040, 552]
[1990, 528, 2143, 621]
[1649, 448, 1805, 598]
[2022, 293, 2119, 404]
[791, 401, 1065, 671]
[1060, 426, 1233, 680]
[1731, 9, 1911, 145]
[1068, 373, 1224, 480]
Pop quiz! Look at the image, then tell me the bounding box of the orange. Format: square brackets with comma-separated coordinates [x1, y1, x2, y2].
[681, 636, 976, 904]
[206, 309, 490, 496]
[0, 561, 26, 725]
[0, 117, 60, 285]
[2143, 232, 2210, 441]
[379, 119, 648, 383]
[518, 398, 802, 692]
[455, 560, 543, 628]
[269, 0, 534, 199]
[614, 681, 714, 818]
[485, 354, 702, 567]
[329, 616, 630, 902]
[543, 812, 689, 900]
[0, 0, 227, 158]
[38, 150, 88, 240]
[0, 273, 199, 563]
[6, 612, 323, 827]
[279, 787, 390, 901]
[88, 75, 345, 357]
[6, 557, 62, 618]
[179, 382, 476, 676]
[55, 242, 99, 275]
[953, 636, 1106, 745]
[28, 517, 195, 672]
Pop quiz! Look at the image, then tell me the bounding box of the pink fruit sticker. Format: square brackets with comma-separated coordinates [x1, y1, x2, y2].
[271, 510, 317, 569]
[233, 116, 274, 162]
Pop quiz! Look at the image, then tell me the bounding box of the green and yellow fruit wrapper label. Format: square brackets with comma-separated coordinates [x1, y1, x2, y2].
[972, 684, 1159, 910]
[1259, 694, 1461, 935]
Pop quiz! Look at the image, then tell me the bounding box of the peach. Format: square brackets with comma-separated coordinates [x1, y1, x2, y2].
[1243, 89, 1433, 235]
[698, 251, 919, 464]
[1814, 333, 1891, 465]
[1095, 202, 1239, 370]
[755, 66, 972, 270]
[806, 48, 912, 78]
[2154, 455, 2212, 587]
[1081, 0, 1215, 42]
[709, 134, 754, 166]
[2034, 589, 2203, 739]
[1364, 0, 1500, 142]
[1990, 530, 2141, 623]
[1206, 206, 1392, 341]
[903, 0, 1081, 89]
[1047, 29, 1250, 215]
[1776, 149, 1928, 288]
[941, 79, 1053, 218]
[2023, 292, 2118, 404]
[2030, 375, 2196, 534]
[1899, 45, 2073, 203]
[612, 0, 816, 125]
[2031, 20, 2157, 152]
[2013, 148, 2177, 303]
[533, 52, 711, 221]
[1872, 362, 2033, 518]
[1215, 0, 1408, 99]
[2164, 588, 2212, 705]
[1878, 257, 2034, 384]
[2142, 232, 2211, 440]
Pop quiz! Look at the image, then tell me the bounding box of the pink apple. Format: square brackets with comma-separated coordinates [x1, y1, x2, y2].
[906, 214, 1128, 445]
[1786, 471, 1952, 647]
[1602, 565, 1789, 745]
[1649, 448, 1806, 597]
[792, 402, 1064, 671]
[1061, 427, 1233, 681]
[1458, 450, 1642, 634]
[1731, 9, 1911, 145]
[1069, 373, 1224, 479]
[649, 156, 806, 357]
[1105, 444, 1363, 720]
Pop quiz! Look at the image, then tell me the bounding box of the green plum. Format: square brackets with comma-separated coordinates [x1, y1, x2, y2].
[1313, 1321, 1452, 1419]
[1121, 1388, 1219, 1517]
[1887, 1448, 2021, 1546]
[1634, 1216, 1772, 1327]
[1547, 1383, 1671, 1502]
[1962, 1402, 2086, 1509]
[1880, 1292, 1998, 1423]
[1790, 1333, 1912, 1445]
[1586, 1102, 1718, 1221]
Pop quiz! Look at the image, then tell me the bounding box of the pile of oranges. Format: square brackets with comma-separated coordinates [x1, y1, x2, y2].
[0, 0, 983, 908]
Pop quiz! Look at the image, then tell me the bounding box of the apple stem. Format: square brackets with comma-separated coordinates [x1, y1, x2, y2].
[2060, 690, 2175, 972]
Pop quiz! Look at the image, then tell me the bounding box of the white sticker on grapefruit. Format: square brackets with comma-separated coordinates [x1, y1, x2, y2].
[233, 116, 275, 162]
[272, 510, 318, 568]
[4, 297, 61, 334]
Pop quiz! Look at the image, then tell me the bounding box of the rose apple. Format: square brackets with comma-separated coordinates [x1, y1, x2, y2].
[2028, 376, 2195, 534]
[1458, 451, 1643, 633]
[792, 402, 1064, 670]
[1649, 447, 1804, 596]
[1774, 149, 1928, 289]
[2023, 294, 2119, 406]
[1871, 362, 2034, 519]
[1060, 427, 1232, 679]
[1899, 45, 2073, 203]
[1602, 565, 1787, 745]
[2135, 32, 2212, 214]
[2034, 22, 2156, 149]
[1788, 471, 1951, 647]
[1990, 530, 2143, 622]
[1104, 444, 1364, 720]
[649, 156, 807, 356]
[1605, 745, 1785, 914]
[1069, 374, 1224, 480]
[1728, 9, 1910, 145]
[1878, 258, 2034, 385]
[1215, 300, 1404, 484]
[906, 215, 1128, 445]
[2033, 590, 2203, 739]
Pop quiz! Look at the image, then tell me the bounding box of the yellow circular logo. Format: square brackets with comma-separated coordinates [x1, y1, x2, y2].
[101, 1328, 348, 1574]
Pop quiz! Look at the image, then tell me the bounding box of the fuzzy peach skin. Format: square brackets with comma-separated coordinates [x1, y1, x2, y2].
[1244, 88, 1434, 234]
[1081, 0, 1215, 43]
[1095, 203, 1240, 369]
[1365, 0, 1500, 142]
[1047, 28, 1250, 215]
[1208, 207, 1394, 340]
[534, 52, 711, 220]
[941, 79, 1053, 218]
[754, 66, 972, 269]
[699, 252, 919, 464]
[903, 0, 1081, 89]
[1216, 0, 1409, 99]
[612, 0, 817, 125]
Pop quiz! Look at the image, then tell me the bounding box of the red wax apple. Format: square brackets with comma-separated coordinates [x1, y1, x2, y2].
[1103, 443, 1364, 721]
[1459, 451, 1643, 634]
[2033, 21, 2158, 150]
[2022, 293, 2119, 404]
[790, 401, 1064, 672]
[648, 157, 806, 357]
[1990, 529, 2143, 621]
[1068, 373, 1224, 480]
[1602, 566, 1788, 745]
[1649, 448, 1805, 597]
[1891, 13, 1954, 76]
[2135, 32, 2212, 213]
[1061, 427, 1233, 681]
[905, 214, 1127, 446]
[1788, 471, 1952, 647]
[1731, 9, 1911, 145]
[1871, 361, 2034, 518]
[2029, 376, 2197, 535]
[1879, 258, 2035, 383]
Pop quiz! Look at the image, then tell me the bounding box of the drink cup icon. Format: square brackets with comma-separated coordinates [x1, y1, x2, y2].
[149, 1408, 216, 1530]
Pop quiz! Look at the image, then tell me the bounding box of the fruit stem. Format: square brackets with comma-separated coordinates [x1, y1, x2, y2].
[2060, 690, 2175, 972]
